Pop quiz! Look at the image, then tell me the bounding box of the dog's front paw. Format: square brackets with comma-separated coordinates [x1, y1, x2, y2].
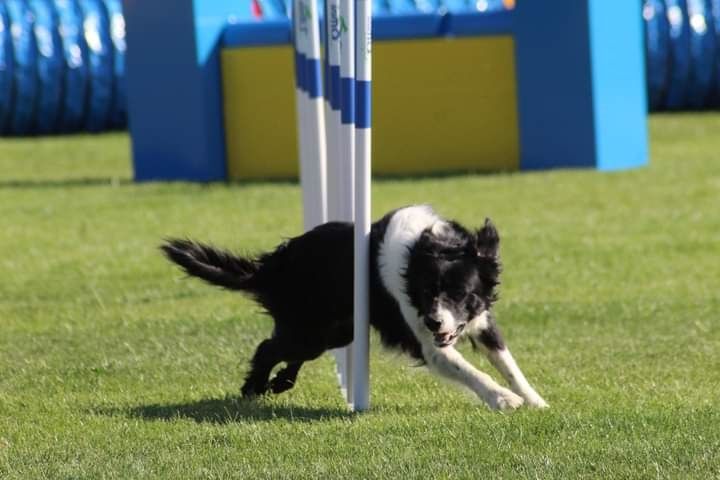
[486, 388, 524, 411]
[523, 395, 549, 409]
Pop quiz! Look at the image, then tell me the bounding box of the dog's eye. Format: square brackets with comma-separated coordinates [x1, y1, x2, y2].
[466, 293, 480, 309]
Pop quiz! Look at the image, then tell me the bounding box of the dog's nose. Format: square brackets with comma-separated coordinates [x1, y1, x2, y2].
[424, 316, 442, 332]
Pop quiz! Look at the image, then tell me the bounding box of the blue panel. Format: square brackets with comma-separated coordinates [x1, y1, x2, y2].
[373, 13, 442, 39]
[443, 9, 513, 37]
[56, 0, 89, 132]
[665, 0, 691, 109]
[194, 0, 253, 65]
[29, 0, 64, 134]
[0, 3, 13, 133]
[589, 0, 648, 170]
[515, 1, 596, 169]
[516, 0, 647, 171]
[104, 0, 127, 128]
[373, 0, 390, 15]
[126, 0, 248, 181]
[375, 0, 442, 39]
[6, 0, 38, 135]
[443, 0, 513, 37]
[257, 0, 288, 19]
[78, 0, 113, 132]
[644, 0, 671, 110]
[223, 19, 291, 47]
[686, 0, 716, 108]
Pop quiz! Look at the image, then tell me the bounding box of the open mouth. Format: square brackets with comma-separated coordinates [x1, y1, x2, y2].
[433, 324, 465, 348]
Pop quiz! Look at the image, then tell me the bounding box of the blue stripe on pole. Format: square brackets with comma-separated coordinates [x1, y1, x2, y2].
[330, 65, 341, 110]
[306, 58, 323, 98]
[323, 54, 330, 102]
[341, 77, 355, 124]
[355, 80, 371, 128]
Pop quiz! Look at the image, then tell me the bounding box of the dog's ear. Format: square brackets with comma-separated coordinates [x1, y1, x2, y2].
[476, 218, 499, 258]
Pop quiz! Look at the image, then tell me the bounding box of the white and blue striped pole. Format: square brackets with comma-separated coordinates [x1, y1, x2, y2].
[294, 0, 327, 231]
[325, 0, 354, 404]
[352, 0, 371, 412]
[338, 0, 357, 406]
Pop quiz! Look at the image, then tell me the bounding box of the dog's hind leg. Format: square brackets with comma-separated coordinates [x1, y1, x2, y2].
[468, 313, 549, 409]
[269, 362, 303, 394]
[241, 338, 283, 397]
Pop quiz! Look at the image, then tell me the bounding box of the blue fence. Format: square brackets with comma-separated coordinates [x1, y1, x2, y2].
[0, 1, 717, 136]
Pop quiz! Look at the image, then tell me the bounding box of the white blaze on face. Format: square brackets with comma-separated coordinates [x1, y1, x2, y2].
[435, 304, 458, 334]
[378, 205, 443, 338]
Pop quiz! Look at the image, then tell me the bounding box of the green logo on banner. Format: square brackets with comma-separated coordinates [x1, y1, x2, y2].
[339, 15, 348, 34]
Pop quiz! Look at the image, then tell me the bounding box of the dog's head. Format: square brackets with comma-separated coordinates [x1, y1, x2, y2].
[405, 218, 501, 348]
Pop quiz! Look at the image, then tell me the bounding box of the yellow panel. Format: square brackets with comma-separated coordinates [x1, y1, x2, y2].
[222, 46, 299, 179]
[222, 36, 519, 180]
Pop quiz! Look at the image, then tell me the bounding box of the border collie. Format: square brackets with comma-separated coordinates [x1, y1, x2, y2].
[161, 205, 548, 410]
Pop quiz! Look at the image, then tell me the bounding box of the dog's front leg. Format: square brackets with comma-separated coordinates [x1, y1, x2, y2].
[422, 343, 524, 411]
[468, 313, 549, 408]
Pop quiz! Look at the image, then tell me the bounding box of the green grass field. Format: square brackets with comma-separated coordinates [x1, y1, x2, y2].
[1, 115, 719, 478]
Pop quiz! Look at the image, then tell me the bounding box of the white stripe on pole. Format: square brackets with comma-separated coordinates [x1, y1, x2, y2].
[352, 0, 371, 412]
[296, 0, 327, 230]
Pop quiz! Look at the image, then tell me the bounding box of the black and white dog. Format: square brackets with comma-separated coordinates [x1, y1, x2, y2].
[162, 205, 547, 410]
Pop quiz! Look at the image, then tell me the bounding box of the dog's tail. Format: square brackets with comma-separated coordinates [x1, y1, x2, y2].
[160, 238, 260, 292]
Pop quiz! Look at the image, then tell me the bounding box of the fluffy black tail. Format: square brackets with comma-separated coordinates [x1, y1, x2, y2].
[160, 238, 259, 291]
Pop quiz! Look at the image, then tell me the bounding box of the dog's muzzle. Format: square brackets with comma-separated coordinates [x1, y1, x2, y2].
[432, 323, 465, 348]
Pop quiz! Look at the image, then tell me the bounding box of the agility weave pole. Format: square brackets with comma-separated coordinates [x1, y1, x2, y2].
[292, 0, 371, 411]
[293, 0, 327, 229]
[324, 0, 355, 404]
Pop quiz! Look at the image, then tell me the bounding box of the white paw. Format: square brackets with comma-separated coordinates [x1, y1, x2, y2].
[524, 395, 549, 409]
[486, 388, 524, 411]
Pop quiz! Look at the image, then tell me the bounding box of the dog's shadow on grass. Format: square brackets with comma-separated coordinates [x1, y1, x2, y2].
[112, 396, 349, 424]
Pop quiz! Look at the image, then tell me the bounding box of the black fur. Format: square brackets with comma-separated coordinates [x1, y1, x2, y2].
[161, 208, 503, 397]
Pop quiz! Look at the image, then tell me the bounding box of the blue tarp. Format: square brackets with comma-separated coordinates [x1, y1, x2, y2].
[78, 0, 113, 131]
[56, 0, 89, 132]
[31, 0, 65, 133]
[105, 0, 126, 128]
[645, 0, 670, 109]
[0, 3, 14, 133]
[665, 0, 692, 109]
[6, 0, 38, 135]
[686, 0, 716, 107]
